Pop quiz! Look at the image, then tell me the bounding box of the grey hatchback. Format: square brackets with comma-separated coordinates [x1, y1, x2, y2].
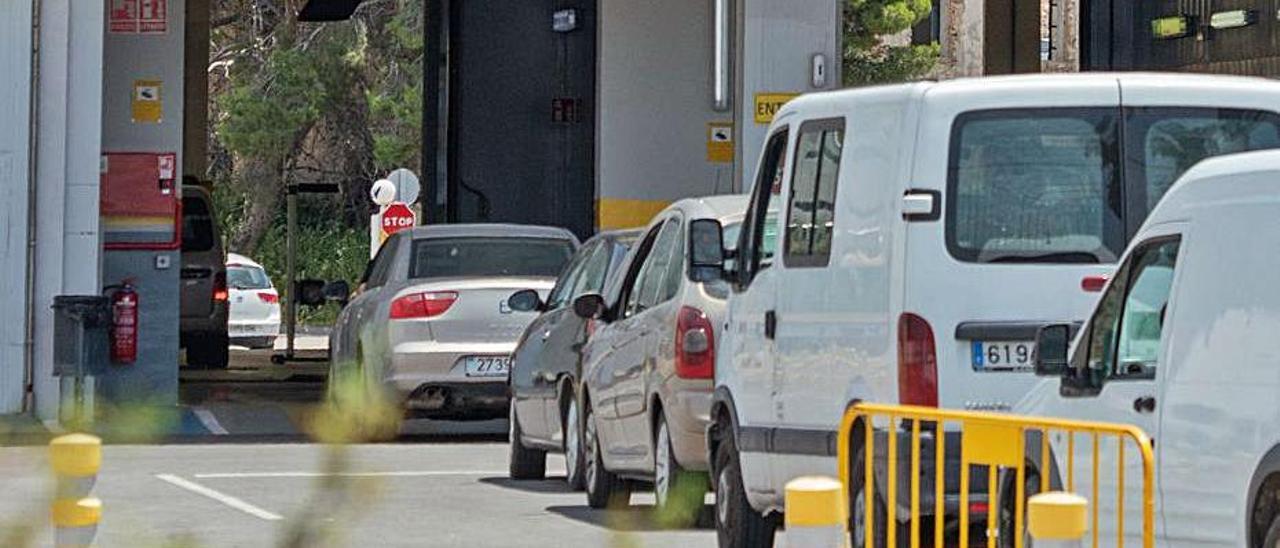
[327, 224, 578, 421]
[507, 229, 640, 487]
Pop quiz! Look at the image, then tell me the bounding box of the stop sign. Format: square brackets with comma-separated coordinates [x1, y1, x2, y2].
[381, 202, 417, 237]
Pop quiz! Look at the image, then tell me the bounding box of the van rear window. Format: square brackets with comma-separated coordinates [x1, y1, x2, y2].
[947, 106, 1280, 264]
[947, 108, 1123, 264]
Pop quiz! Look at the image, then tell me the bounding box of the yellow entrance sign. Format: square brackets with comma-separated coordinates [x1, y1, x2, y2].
[754, 92, 800, 125]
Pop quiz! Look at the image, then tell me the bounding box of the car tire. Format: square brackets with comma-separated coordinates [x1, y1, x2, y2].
[998, 465, 1041, 548]
[1264, 513, 1280, 548]
[509, 404, 547, 480]
[655, 415, 708, 528]
[563, 395, 587, 491]
[849, 442, 907, 548]
[188, 332, 229, 369]
[714, 428, 776, 548]
[584, 399, 630, 509]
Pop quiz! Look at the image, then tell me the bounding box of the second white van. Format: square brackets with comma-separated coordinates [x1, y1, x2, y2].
[703, 73, 1280, 546]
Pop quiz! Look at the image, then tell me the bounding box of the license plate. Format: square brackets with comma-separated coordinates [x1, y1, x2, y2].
[971, 341, 1034, 371]
[464, 356, 511, 378]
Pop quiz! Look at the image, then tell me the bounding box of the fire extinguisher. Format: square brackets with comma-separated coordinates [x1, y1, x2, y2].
[110, 282, 139, 365]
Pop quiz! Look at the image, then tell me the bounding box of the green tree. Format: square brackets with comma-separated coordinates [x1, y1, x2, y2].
[843, 0, 940, 86]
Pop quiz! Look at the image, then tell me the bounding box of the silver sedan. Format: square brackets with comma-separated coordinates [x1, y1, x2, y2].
[328, 224, 579, 421]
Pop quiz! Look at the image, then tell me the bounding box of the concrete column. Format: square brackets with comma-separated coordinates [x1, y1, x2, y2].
[184, 0, 210, 179]
[34, 0, 106, 421]
[0, 0, 34, 414]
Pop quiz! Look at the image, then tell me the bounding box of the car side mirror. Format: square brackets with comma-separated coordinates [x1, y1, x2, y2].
[295, 279, 327, 307]
[1034, 324, 1072, 377]
[573, 293, 606, 320]
[323, 280, 351, 306]
[508, 289, 543, 313]
[689, 219, 726, 283]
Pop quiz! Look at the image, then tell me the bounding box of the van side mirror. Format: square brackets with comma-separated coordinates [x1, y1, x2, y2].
[573, 293, 606, 320]
[689, 219, 726, 283]
[507, 289, 544, 313]
[1033, 324, 1072, 377]
[323, 280, 351, 306]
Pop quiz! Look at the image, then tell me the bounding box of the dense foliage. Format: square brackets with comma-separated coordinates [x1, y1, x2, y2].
[843, 0, 940, 86]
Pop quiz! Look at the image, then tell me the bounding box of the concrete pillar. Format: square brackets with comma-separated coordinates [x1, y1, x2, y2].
[34, 0, 106, 421]
[184, 0, 210, 180]
[0, 0, 34, 414]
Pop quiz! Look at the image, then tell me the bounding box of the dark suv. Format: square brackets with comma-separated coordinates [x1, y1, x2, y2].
[180, 185, 229, 368]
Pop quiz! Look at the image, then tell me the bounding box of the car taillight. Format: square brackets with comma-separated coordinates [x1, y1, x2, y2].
[213, 271, 228, 302]
[258, 292, 279, 304]
[897, 313, 938, 407]
[675, 306, 715, 379]
[1082, 275, 1109, 293]
[389, 291, 458, 320]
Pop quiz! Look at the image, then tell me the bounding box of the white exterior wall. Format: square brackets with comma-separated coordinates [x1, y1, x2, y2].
[0, 1, 34, 414]
[33, 0, 105, 421]
[737, 0, 841, 189]
[596, 0, 730, 227]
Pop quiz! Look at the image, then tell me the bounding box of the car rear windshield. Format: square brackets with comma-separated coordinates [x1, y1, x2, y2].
[410, 237, 575, 279]
[182, 197, 216, 252]
[228, 265, 272, 290]
[947, 106, 1280, 264]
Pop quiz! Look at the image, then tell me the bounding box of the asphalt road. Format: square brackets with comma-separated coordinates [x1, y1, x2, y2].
[0, 441, 734, 547]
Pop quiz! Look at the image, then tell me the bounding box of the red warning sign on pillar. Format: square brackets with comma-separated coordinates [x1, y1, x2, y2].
[109, 0, 167, 34]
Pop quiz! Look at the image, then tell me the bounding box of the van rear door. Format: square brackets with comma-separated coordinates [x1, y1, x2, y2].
[904, 81, 1119, 411]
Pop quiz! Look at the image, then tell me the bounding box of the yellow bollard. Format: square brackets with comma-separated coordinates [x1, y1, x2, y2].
[49, 434, 102, 548]
[1028, 492, 1088, 547]
[785, 476, 848, 548]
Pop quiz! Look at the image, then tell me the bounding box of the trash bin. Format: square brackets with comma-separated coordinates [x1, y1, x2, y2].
[52, 296, 111, 377]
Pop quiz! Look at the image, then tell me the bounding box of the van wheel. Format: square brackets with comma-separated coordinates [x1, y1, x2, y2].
[714, 428, 775, 547]
[509, 404, 547, 480]
[654, 416, 708, 528]
[563, 396, 586, 490]
[1264, 514, 1280, 548]
[849, 443, 908, 547]
[998, 466, 1041, 548]
[584, 400, 630, 509]
[188, 333, 229, 369]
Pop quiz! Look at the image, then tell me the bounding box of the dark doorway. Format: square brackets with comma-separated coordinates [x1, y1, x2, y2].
[983, 0, 1041, 74]
[447, 0, 598, 239]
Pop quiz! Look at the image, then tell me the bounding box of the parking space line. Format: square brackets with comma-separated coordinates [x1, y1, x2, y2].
[193, 470, 507, 479]
[155, 474, 283, 521]
[192, 408, 229, 435]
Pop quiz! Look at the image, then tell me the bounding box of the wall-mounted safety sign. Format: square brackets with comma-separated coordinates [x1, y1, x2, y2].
[109, 0, 168, 35]
[132, 80, 163, 124]
[707, 122, 734, 163]
[754, 92, 800, 125]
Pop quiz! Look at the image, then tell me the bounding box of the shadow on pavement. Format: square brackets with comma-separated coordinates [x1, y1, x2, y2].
[545, 504, 715, 532]
[479, 476, 576, 494]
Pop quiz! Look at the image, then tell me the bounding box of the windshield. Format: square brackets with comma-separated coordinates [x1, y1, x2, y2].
[227, 264, 272, 290]
[947, 106, 1280, 264]
[410, 237, 575, 279]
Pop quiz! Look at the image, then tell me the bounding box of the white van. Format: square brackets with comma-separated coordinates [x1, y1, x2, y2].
[1018, 149, 1280, 547]
[704, 73, 1280, 546]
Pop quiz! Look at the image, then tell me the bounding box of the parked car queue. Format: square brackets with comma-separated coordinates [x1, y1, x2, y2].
[324, 72, 1280, 548]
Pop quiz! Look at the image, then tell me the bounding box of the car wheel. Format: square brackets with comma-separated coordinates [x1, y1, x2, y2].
[564, 396, 586, 490]
[849, 442, 907, 548]
[584, 399, 630, 509]
[509, 404, 547, 480]
[714, 427, 776, 548]
[1264, 513, 1280, 548]
[655, 416, 707, 528]
[188, 332, 229, 369]
[998, 466, 1040, 548]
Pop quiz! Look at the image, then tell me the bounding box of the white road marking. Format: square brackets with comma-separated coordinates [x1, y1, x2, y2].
[192, 408, 229, 435]
[193, 470, 508, 479]
[155, 474, 283, 521]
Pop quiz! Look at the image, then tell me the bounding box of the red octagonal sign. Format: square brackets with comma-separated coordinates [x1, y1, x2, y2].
[381, 202, 416, 237]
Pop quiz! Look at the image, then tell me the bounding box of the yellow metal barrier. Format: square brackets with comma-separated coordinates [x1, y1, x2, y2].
[835, 403, 1154, 548]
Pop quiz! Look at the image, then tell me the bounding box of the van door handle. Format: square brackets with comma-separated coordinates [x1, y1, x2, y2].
[1133, 396, 1156, 414]
[764, 310, 777, 340]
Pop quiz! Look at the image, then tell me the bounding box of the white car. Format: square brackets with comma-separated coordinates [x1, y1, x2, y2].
[226, 253, 281, 349]
[1015, 149, 1280, 548]
[707, 73, 1280, 547]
